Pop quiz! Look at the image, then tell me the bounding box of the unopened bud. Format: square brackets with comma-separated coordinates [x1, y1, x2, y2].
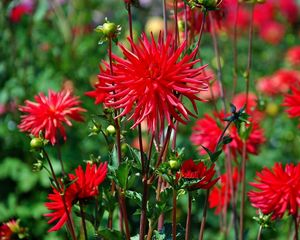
[106, 125, 116, 135]
[169, 159, 181, 171]
[30, 138, 44, 149]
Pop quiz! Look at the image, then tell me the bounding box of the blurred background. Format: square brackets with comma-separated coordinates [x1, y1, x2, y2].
[0, 0, 300, 239]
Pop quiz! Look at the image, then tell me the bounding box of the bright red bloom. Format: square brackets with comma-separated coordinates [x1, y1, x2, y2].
[283, 86, 300, 125]
[0, 219, 27, 239]
[209, 167, 240, 214]
[259, 21, 285, 45]
[229, 123, 266, 159]
[44, 186, 77, 232]
[286, 46, 300, 68]
[10, 4, 33, 23]
[92, 34, 208, 133]
[248, 163, 300, 220]
[45, 163, 107, 232]
[69, 162, 108, 199]
[190, 114, 265, 158]
[190, 114, 222, 155]
[19, 90, 86, 145]
[179, 159, 218, 190]
[257, 70, 300, 96]
[0, 224, 12, 240]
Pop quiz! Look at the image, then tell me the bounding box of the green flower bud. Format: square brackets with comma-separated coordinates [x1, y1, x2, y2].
[106, 125, 116, 135]
[102, 22, 118, 37]
[33, 160, 43, 172]
[30, 138, 44, 149]
[169, 159, 181, 171]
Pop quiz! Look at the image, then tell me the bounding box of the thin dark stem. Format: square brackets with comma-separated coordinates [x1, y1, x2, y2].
[108, 37, 131, 238]
[79, 201, 88, 240]
[239, 5, 255, 240]
[198, 189, 209, 240]
[185, 192, 192, 240]
[209, 12, 226, 112]
[139, 175, 149, 240]
[42, 149, 77, 240]
[127, 3, 133, 40]
[56, 142, 65, 176]
[239, 142, 247, 240]
[216, 120, 233, 150]
[184, 3, 188, 48]
[162, 0, 167, 41]
[257, 225, 262, 240]
[294, 215, 299, 240]
[172, 189, 177, 240]
[232, 2, 240, 98]
[174, 0, 179, 49]
[139, 124, 148, 240]
[155, 126, 173, 169]
[119, 192, 131, 240]
[192, 11, 207, 61]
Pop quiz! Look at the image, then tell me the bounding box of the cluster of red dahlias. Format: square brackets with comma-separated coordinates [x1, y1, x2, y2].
[257, 69, 300, 96]
[45, 162, 107, 232]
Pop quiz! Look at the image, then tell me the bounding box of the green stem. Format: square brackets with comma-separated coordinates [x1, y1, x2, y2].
[198, 189, 210, 240]
[79, 200, 88, 240]
[172, 189, 177, 240]
[257, 225, 262, 240]
[185, 193, 192, 240]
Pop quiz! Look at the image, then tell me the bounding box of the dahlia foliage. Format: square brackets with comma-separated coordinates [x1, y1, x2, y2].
[10, 0, 300, 239]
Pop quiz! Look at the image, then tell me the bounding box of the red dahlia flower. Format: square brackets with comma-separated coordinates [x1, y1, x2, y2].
[69, 162, 108, 199]
[45, 163, 107, 232]
[10, 4, 33, 23]
[179, 159, 218, 190]
[248, 163, 300, 220]
[90, 34, 208, 133]
[19, 90, 86, 145]
[283, 86, 300, 125]
[0, 219, 26, 240]
[190, 113, 265, 158]
[286, 46, 300, 68]
[209, 167, 240, 214]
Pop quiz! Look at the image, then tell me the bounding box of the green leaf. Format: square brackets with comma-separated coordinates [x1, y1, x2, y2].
[116, 162, 131, 189]
[96, 229, 124, 240]
[125, 190, 142, 207]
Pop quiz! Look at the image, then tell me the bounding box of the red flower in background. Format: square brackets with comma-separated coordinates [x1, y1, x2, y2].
[283, 86, 300, 125]
[179, 159, 218, 190]
[248, 163, 300, 219]
[10, 4, 33, 23]
[0, 219, 26, 240]
[259, 21, 285, 45]
[209, 167, 240, 214]
[0, 224, 12, 240]
[229, 123, 266, 159]
[232, 92, 264, 122]
[190, 113, 265, 158]
[286, 46, 300, 68]
[45, 163, 108, 232]
[19, 90, 86, 145]
[93, 34, 208, 133]
[257, 69, 300, 96]
[190, 114, 222, 155]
